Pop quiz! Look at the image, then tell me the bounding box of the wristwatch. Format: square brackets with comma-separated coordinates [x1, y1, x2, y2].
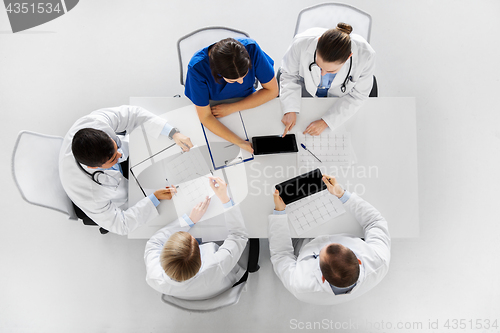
[168, 127, 180, 140]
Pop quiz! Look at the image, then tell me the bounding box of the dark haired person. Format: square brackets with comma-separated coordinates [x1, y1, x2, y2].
[145, 177, 249, 299]
[59, 105, 193, 235]
[280, 23, 375, 137]
[268, 176, 390, 305]
[185, 38, 278, 153]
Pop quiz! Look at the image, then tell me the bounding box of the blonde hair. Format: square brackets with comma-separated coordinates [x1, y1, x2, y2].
[160, 231, 201, 282]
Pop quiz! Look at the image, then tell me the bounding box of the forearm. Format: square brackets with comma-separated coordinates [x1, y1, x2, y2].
[216, 204, 249, 275]
[82, 196, 158, 236]
[321, 92, 367, 130]
[92, 105, 167, 138]
[344, 193, 391, 253]
[268, 214, 296, 266]
[268, 214, 298, 291]
[229, 86, 278, 112]
[197, 106, 247, 145]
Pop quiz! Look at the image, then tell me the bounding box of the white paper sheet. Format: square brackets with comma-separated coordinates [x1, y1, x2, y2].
[297, 131, 356, 168]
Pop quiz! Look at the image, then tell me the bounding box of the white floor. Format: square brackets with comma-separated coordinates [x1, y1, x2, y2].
[1, 1, 500, 332]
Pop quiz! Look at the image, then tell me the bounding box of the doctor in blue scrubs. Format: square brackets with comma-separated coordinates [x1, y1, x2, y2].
[185, 38, 279, 153]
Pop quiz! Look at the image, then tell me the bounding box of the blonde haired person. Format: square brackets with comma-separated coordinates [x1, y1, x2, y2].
[144, 177, 249, 300]
[280, 23, 376, 137]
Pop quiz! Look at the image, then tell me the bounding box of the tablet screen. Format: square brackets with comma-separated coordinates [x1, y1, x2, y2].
[252, 134, 298, 155]
[275, 168, 326, 205]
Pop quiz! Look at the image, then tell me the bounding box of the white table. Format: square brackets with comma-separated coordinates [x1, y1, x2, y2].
[128, 97, 418, 239]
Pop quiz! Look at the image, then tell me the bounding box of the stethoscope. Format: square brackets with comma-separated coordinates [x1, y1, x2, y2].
[308, 50, 352, 93]
[75, 159, 121, 189]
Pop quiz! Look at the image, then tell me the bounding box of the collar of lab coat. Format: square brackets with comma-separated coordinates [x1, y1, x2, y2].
[304, 35, 359, 97]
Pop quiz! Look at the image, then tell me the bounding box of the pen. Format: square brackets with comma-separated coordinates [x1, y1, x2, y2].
[196, 173, 219, 188]
[300, 143, 322, 163]
[165, 180, 180, 189]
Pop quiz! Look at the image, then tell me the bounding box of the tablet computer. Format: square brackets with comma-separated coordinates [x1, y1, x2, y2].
[275, 168, 326, 205]
[252, 134, 298, 155]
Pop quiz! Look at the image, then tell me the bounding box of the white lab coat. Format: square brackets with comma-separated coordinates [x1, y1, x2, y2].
[268, 193, 390, 305]
[280, 27, 376, 130]
[59, 105, 168, 235]
[144, 204, 248, 300]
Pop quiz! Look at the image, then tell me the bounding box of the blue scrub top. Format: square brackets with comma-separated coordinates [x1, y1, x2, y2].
[184, 38, 275, 107]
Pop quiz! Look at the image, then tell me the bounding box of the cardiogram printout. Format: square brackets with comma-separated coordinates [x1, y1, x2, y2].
[164, 147, 215, 217]
[298, 131, 356, 168]
[130, 145, 220, 220]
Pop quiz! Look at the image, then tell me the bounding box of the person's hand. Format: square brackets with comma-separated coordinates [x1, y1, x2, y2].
[208, 176, 230, 204]
[281, 112, 297, 137]
[237, 140, 254, 154]
[273, 189, 286, 211]
[154, 186, 177, 200]
[211, 103, 235, 118]
[172, 132, 193, 152]
[188, 196, 211, 223]
[303, 119, 328, 136]
[322, 175, 345, 198]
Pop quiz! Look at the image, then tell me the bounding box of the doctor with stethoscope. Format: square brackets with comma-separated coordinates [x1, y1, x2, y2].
[280, 23, 376, 136]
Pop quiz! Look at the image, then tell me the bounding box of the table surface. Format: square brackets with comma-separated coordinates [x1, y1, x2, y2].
[128, 97, 418, 240]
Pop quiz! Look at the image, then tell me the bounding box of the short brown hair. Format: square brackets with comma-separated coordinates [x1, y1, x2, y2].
[319, 243, 359, 288]
[160, 231, 201, 282]
[209, 38, 252, 83]
[316, 22, 353, 63]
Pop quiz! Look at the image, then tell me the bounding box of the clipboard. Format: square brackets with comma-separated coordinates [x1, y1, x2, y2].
[129, 144, 224, 222]
[201, 111, 254, 170]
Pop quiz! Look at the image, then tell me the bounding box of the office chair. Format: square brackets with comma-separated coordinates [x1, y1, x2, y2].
[161, 281, 247, 312]
[160, 238, 255, 312]
[177, 26, 250, 86]
[294, 2, 372, 42]
[279, 3, 377, 97]
[12, 131, 107, 234]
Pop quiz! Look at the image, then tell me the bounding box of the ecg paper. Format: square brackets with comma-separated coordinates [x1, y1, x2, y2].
[163, 148, 215, 217]
[298, 132, 355, 167]
[130, 145, 219, 220]
[287, 191, 346, 235]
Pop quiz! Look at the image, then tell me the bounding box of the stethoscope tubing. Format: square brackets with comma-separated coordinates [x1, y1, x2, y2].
[308, 50, 352, 94]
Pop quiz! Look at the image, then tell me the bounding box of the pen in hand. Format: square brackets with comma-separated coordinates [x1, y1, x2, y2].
[196, 173, 219, 187]
[300, 143, 322, 163]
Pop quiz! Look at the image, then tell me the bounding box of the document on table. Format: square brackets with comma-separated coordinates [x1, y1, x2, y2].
[297, 131, 356, 168]
[287, 190, 346, 235]
[130, 145, 223, 222]
[202, 111, 254, 170]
